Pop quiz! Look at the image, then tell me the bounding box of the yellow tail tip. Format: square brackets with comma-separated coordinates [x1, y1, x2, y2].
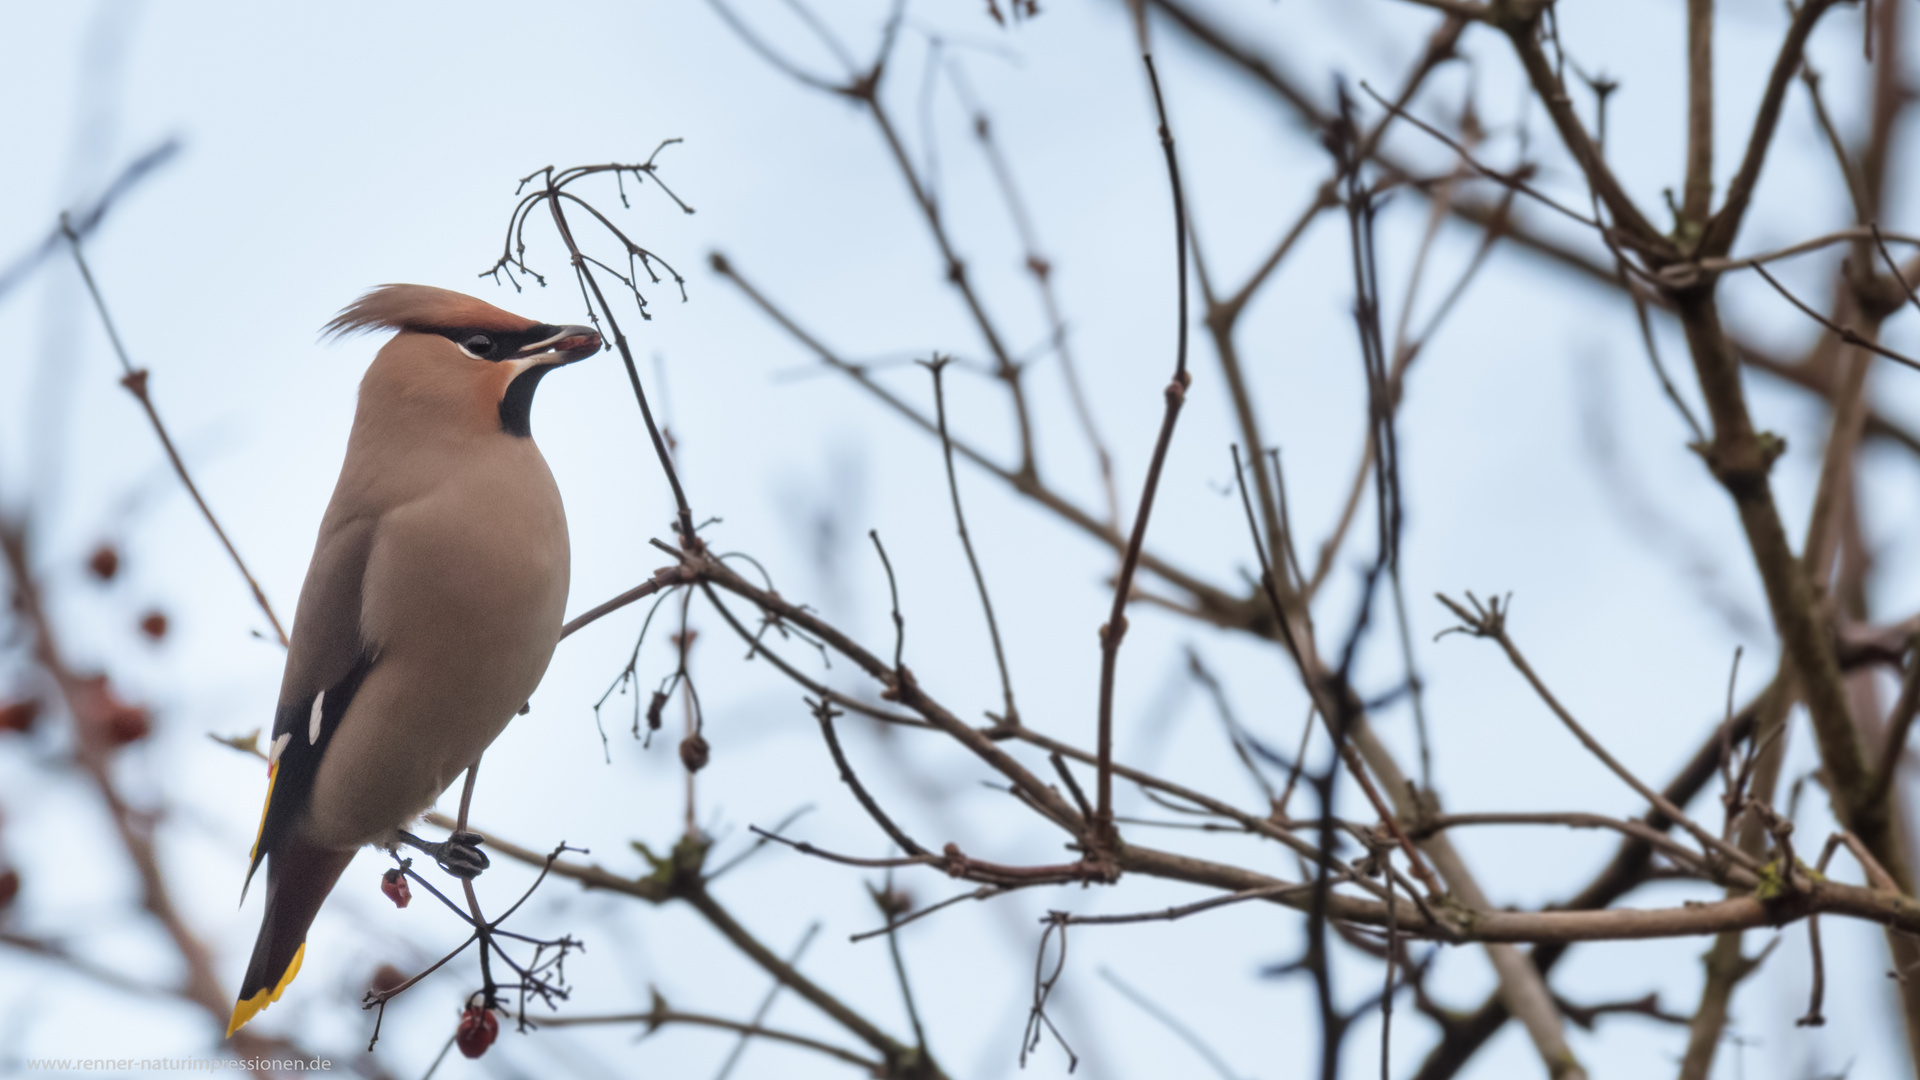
[226, 941, 306, 1038]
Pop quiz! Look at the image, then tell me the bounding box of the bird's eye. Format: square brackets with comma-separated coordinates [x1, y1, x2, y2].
[463, 334, 494, 356]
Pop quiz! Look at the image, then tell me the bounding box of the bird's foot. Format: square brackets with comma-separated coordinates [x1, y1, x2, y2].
[397, 829, 490, 879]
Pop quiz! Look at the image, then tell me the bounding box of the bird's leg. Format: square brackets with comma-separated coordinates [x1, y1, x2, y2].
[396, 829, 490, 879]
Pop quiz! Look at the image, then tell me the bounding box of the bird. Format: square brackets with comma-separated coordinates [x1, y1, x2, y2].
[227, 284, 600, 1036]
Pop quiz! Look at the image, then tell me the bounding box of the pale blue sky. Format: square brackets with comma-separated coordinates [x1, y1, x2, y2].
[3, 2, 1919, 1078]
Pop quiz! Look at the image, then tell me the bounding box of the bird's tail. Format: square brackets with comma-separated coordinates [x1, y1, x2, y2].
[227, 836, 356, 1037]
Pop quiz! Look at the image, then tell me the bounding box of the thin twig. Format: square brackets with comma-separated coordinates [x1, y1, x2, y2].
[947, 58, 1118, 521]
[1700, 0, 1847, 256]
[560, 565, 689, 641]
[925, 357, 1017, 723]
[1750, 262, 1920, 372]
[812, 698, 927, 857]
[1436, 593, 1762, 875]
[868, 530, 906, 674]
[61, 220, 289, 647]
[544, 1006, 882, 1071]
[1355, 82, 1604, 232]
[874, 873, 930, 1056]
[1093, 50, 1194, 852]
[1099, 967, 1247, 1080]
[1873, 223, 1920, 317]
[713, 924, 822, 1080]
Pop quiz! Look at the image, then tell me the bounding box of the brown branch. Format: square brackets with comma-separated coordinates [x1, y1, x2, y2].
[61, 221, 289, 648]
[1357, 81, 1603, 234]
[559, 564, 692, 641]
[1409, 813, 1720, 878]
[1668, 281, 1901, 898]
[1311, 180, 1515, 597]
[1750, 263, 1920, 372]
[684, 880, 936, 1076]
[1336, 742, 1445, 899]
[1412, 689, 1766, 1079]
[1872, 223, 1920, 318]
[810, 698, 928, 857]
[1675, 933, 1778, 1080]
[1092, 51, 1192, 856]
[1118, 841, 1920, 941]
[543, 1001, 883, 1073]
[1801, 291, 1883, 610]
[515, 163, 698, 547]
[1682, 0, 1715, 230]
[1699, 0, 1846, 256]
[1225, 15, 1465, 321]
[0, 930, 168, 999]
[1008, 724, 1398, 907]
[1741, 340, 1920, 456]
[1150, 0, 1920, 474]
[708, 252, 1259, 633]
[1869, 659, 1920, 809]
[925, 358, 1018, 725]
[1396, 0, 1488, 18]
[0, 140, 179, 304]
[697, 578, 928, 730]
[708, 7, 1039, 479]
[1060, 882, 1321, 926]
[480, 810, 1920, 954]
[1497, 10, 1669, 253]
[439, 811, 939, 1077]
[1437, 593, 1761, 874]
[1658, 225, 1920, 282]
[946, 59, 1118, 521]
[1204, 16, 1465, 610]
[696, 555, 1085, 832]
[1800, 62, 1870, 221]
[849, 887, 1005, 943]
[0, 521, 337, 1074]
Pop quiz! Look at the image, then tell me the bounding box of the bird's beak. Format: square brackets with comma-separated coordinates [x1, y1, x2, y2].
[511, 325, 602, 368]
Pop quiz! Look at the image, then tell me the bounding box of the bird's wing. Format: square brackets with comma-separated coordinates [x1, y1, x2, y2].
[242, 512, 381, 900]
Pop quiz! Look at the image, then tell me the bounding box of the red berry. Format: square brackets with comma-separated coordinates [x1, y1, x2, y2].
[0, 700, 38, 734]
[381, 868, 411, 908]
[106, 708, 151, 745]
[87, 545, 120, 582]
[73, 676, 151, 748]
[456, 1006, 498, 1058]
[369, 964, 406, 994]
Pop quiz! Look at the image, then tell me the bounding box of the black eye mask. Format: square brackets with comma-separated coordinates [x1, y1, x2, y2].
[433, 325, 566, 361]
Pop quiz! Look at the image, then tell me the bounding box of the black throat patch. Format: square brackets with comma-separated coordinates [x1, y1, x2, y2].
[498, 365, 553, 438]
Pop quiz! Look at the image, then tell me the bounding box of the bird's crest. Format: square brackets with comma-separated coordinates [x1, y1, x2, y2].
[322, 284, 538, 339]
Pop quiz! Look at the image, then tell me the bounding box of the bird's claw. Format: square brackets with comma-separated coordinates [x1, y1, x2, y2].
[398, 829, 490, 879]
[436, 832, 490, 879]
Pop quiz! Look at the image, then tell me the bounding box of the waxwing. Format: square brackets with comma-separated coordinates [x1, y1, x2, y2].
[227, 285, 600, 1036]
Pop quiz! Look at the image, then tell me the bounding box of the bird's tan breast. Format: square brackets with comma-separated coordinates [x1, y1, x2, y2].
[304, 439, 569, 850]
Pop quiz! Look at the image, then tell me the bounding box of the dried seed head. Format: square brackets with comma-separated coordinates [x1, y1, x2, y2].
[679, 731, 711, 773]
